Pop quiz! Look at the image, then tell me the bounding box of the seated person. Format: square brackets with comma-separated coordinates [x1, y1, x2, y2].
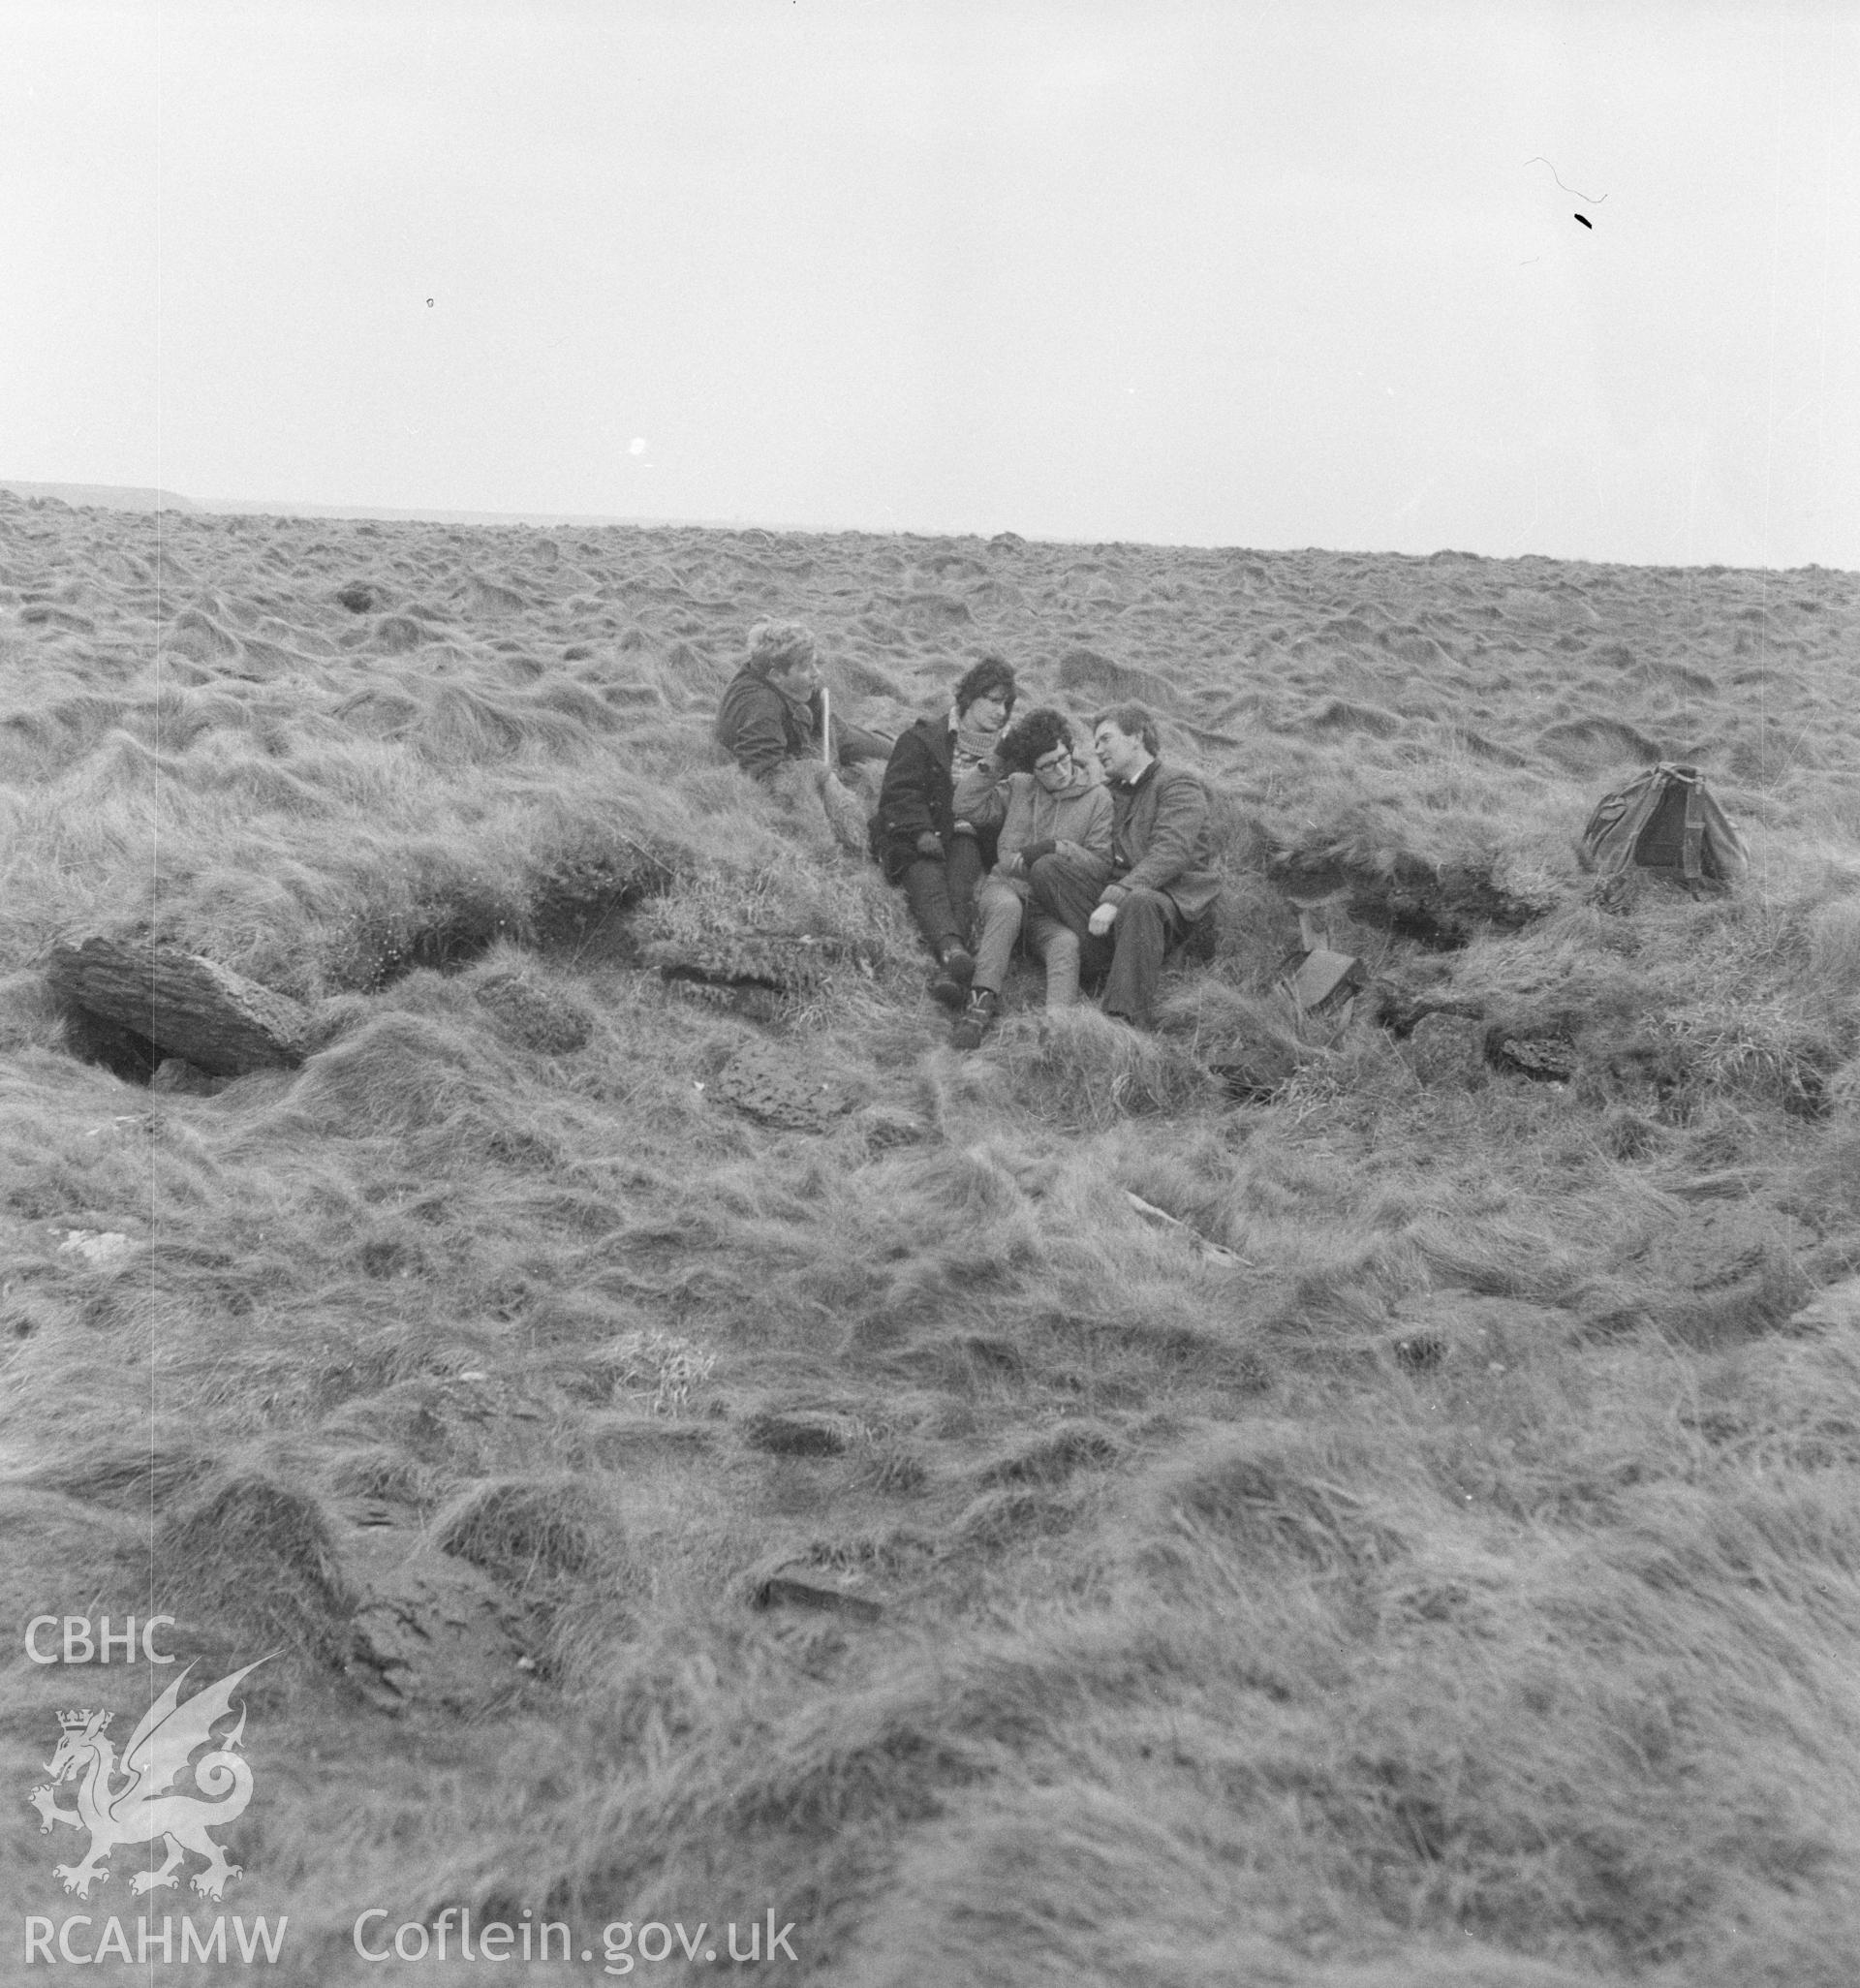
[872, 653, 1017, 1008]
[946, 707, 1113, 1047]
[1025, 702, 1220, 1029]
[714, 619, 890, 854]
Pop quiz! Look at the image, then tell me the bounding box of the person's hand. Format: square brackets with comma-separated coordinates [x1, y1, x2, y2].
[1087, 902, 1118, 938]
[1017, 839, 1057, 869]
[915, 830, 945, 858]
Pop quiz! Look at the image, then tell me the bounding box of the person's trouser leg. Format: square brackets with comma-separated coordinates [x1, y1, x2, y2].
[945, 833, 986, 942]
[1026, 854, 1115, 985]
[900, 857, 963, 956]
[1100, 887, 1181, 1025]
[970, 881, 1025, 995]
[1028, 913, 1080, 1008]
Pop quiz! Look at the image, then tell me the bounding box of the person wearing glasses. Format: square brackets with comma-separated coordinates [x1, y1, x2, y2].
[945, 706, 1113, 1047]
[1024, 702, 1220, 1031]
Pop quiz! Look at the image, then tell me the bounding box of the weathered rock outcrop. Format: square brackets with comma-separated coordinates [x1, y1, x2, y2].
[48, 936, 310, 1076]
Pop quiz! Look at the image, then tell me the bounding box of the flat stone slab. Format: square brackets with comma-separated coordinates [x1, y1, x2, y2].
[1286, 948, 1366, 1016]
[48, 936, 310, 1075]
[752, 1564, 882, 1623]
[1490, 1032, 1575, 1082]
[713, 1042, 860, 1132]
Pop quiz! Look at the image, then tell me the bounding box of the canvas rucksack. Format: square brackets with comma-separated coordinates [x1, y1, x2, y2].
[1578, 762, 1749, 902]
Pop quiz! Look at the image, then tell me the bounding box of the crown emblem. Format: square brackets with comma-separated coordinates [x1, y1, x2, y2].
[57, 1709, 108, 1732]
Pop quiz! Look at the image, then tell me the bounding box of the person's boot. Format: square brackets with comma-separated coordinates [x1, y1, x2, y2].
[927, 943, 975, 1010]
[950, 987, 1001, 1050]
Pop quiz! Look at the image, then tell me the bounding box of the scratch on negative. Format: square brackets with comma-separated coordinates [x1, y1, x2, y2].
[1525, 157, 1608, 203]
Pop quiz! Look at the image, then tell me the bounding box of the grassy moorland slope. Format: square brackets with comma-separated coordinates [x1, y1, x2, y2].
[3, 488, 1860, 1984]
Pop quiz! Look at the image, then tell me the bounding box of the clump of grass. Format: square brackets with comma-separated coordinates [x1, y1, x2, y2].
[996, 1008, 1214, 1128]
[158, 1467, 357, 1665]
[274, 1010, 498, 1138]
[594, 1329, 717, 1415]
[977, 1420, 1126, 1486]
[1149, 1420, 1413, 1574]
[326, 1445, 442, 1508]
[634, 852, 893, 996]
[13, 1433, 220, 1512]
[432, 1475, 610, 1590]
[469, 959, 596, 1055]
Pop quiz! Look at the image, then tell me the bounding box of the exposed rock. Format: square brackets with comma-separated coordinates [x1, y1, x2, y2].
[1488, 1032, 1576, 1082]
[48, 936, 310, 1076]
[1268, 845, 1550, 948]
[713, 1041, 861, 1132]
[1286, 948, 1366, 1017]
[345, 1540, 535, 1716]
[1407, 1012, 1487, 1089]
[751, 1563, 882, 1623]
[56, 1228, 136, 1267]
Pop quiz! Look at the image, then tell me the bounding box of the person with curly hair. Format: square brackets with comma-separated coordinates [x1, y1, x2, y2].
[871, 652, 1018, 1008]
[1024, 702, 1221, 1029]
[714, 619, 890, 854]
[944, 707, 1112, 1047]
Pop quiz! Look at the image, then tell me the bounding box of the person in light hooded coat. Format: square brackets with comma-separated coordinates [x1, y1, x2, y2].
[944, 706, 1112, 1046]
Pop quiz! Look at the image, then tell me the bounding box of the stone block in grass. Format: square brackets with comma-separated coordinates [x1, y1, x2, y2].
[49, 935, 310, 1076]
[714, 1041, 860, 1132]
[751, 1563, 883, 1623]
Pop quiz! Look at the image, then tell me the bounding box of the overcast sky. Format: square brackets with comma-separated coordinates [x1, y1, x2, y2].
[3, 1, 1854, 567]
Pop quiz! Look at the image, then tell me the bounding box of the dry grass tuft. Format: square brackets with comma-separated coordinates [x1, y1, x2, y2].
[158, 1467, 357, 1663]
[995, 1008, 1215, 1127]
[432, 1475, 612, 1589]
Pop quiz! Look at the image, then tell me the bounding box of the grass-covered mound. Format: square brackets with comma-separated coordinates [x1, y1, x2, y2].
[3, 487, 1860, 1984]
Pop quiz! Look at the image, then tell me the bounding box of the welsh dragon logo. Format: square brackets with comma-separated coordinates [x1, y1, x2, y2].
[28, 1657, 270, 1901]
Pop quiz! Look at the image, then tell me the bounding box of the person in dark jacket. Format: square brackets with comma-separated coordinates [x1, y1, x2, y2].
[1024, 702, 1220, 1028]
[714, 619, 890, 853]
[874, 653, 1017, 1008]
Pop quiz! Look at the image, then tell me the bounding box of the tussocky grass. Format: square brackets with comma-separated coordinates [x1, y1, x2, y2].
[0, 494, 1858, 1981]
